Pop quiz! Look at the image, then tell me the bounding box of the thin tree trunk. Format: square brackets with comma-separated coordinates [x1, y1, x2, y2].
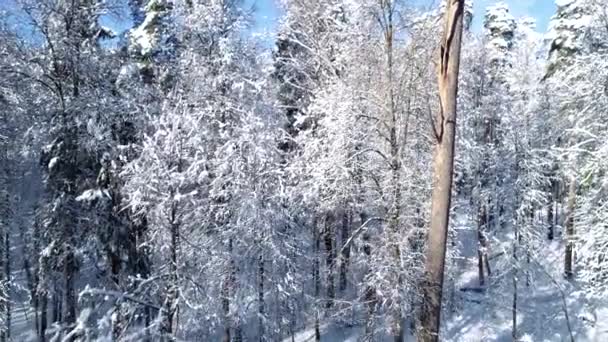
[34, 294, 39, 338]
[222, 235, 238, 342]
[565, 178, 576, 279]
[382, 4, 404, 339]
[362, 211, 375, 339]
[0, 230, 5, 342]
[512, 263, 517, 340]
[52, 284, 61, 324]
[161, 201, 179, 339]
[419, 1, 465, 341]
[4, 232, 9, 340]
[258, 250, 264, 341]
[548, 183, 554, 240]
[64, 239, 77, 328]
[477, 205, 487, 287]
[312, 217, 321, 342]
[40, 291, 47, 342]
[512, 229, 518, 340]
[131, 215, 151, 338]
[323, 214, 335, 309]
[339, 209, 350, 293]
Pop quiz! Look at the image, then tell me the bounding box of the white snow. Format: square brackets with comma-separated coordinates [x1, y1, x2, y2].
[48, 157, 59, 170]
[76, 189, 111, 202]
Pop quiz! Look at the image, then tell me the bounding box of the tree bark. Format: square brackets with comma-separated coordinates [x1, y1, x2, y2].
[222, 234, 239, 342]
[3, 232, 9, 340]
[64, 250, 77, 327]
[548, 181, 555, 240]
[323, 214, 335, 309]
[512, 258, 518, 340]
[477, 205, 488, 287]
[419, 1, 465, 341]
[160, 201, 179, 339]
[40, 291, 47, 342]
[0, 229, 5, 342]
[339, 209, 350, 293]
[361, 211, 376, 339]
[512, 225, 519, 340]
[258, 250, 264, 340]
[564, 178, 576, 279]
[312, 217, 321, 342]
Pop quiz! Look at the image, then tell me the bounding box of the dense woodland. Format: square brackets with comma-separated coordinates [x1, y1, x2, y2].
[1, 0, 608, 341]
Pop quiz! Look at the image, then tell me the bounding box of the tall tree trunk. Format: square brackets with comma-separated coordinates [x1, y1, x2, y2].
[258, 250, 264, 341]
[52, 282, 62, 324]
[512, 225, 519, 340]
[477, 205, 487, 287]
[419, 1, 465, 341]
[339, 209, 350, 293]
[362, 211, 376, 339]
[131, 215, 151, 336]
[312, 217, 321, 342]
[0, 229, 5, 342]
[547, 177, 556, 240]
[324, 214, 335, 309]
[161, 201, 179, 339]
[64, 249, 77, 326]
[564, 178, 576, 279]
[382, 4, 404, 339]
[512, 251, 518, 340]
[40, 290, 47, 342]
[222, 239, 232, 342]
[21, 225, 38, 336]
[3, 232, 9, 340]
[548, 195, 554, 240]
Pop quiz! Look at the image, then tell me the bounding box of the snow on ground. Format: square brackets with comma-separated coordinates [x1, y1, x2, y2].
[444, 203, 608, 342]
[5, 201, 606, 341]
[283, 324, 362, 342]
[286, 201, 608, 341]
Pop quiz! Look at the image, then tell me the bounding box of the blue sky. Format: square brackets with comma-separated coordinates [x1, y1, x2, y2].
[247, 0, 281, 33]
[0, 0, 556, 40]
[472, 0, 556, 32]
[248, 0, 557, 34]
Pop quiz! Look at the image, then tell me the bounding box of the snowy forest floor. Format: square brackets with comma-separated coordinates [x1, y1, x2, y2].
[443, 203, 607, 342]
[5, 201, 608, 341]
[286, 201, 608, 342]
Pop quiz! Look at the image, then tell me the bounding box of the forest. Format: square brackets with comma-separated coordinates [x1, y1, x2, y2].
[1, 0, 608, 341]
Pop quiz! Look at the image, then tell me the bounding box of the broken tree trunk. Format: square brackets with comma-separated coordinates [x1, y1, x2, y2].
[419, 1, 465, 341]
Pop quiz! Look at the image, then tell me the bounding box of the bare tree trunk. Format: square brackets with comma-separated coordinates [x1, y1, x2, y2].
[512, 263, 518, 340]
[419, 1, 465, 341]
[323, 214, 335, 309]
[565, 178, 576, 279]
[357, 185, 376, 336]
[4, 232, 9, 340]
[381, 3, 405, 338]
[21, 224, 38, 336]
[130, 215, 151, 338]
[339, 209, 350, 293]
[362, 212, 376, 339]
[0, 230, 5, 342]
[64, 249, 76, 326]
[548, 183, 554, 240]
[160, 201, 179, 339]
[312, 217, 321, 342]
[52, 283, 62, 324]
[477, 206, 487, 287]
[512, 228, 518, 340]
[222, 237, 236, 342]
[258, 250, 264, 341]
[40, 291, 47, 342]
